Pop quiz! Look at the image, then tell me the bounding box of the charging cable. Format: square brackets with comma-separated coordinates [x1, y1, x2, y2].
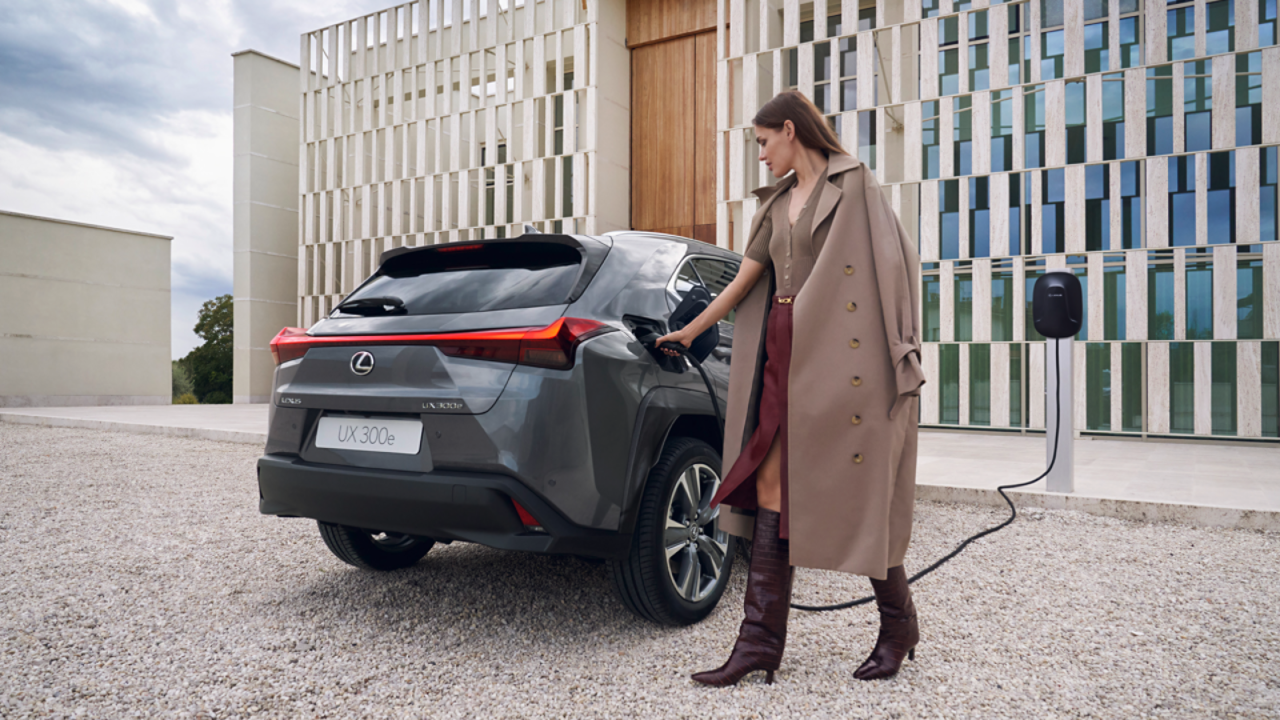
[652, 337, 1063, 612]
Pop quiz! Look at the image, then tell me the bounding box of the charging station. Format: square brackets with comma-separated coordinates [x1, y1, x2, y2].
[640, 268, 1086, 611]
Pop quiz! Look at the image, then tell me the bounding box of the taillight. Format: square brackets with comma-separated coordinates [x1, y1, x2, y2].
[270, 327, 310, 365]
[268, 318, 614, 369]
[511, 499, 545, 533]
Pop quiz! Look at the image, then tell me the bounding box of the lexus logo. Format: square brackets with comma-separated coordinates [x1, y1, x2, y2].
[349, 351, 375, 376]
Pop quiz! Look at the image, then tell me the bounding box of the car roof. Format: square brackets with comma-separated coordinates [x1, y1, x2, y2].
[601, 230, 742, 262]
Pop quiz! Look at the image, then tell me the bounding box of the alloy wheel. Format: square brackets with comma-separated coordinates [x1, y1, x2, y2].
[662, 462, 730, 603]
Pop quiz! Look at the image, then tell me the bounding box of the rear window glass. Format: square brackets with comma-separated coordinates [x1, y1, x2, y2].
[338, 242, 582, 316]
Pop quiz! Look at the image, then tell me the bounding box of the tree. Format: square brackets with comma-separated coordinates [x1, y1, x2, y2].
[182, 293, 233, 403]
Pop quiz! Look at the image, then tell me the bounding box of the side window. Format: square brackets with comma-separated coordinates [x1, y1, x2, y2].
[691, 257, 740, 325]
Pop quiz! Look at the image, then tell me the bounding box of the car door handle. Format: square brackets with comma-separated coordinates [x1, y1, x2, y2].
[711, 347, 732, 360]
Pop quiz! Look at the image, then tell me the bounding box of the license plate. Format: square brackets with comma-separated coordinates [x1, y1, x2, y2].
[314, 416, 423, 455]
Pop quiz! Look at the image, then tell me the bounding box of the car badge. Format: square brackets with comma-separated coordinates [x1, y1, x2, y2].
[350, 351, 375, 376]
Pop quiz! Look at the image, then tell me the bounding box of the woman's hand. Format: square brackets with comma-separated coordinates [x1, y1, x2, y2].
[652, 328, 694, 357]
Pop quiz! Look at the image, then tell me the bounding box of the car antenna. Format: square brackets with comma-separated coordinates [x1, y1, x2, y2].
[523, 224, 541, 234]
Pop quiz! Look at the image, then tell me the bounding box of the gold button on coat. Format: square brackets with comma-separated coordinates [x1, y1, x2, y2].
[853, 453, 864, 464]
[846, 302, 857, 312]
[851, 415, 862, 425]
[844, 265, 855, 275]
[849, 338, 860, 348]
[851, 376, 862, 386]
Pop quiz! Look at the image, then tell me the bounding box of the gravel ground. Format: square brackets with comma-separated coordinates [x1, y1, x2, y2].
[1, 424, 1278, 719]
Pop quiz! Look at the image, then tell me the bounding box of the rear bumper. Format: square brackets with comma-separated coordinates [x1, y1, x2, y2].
[257, 454, 630, 559]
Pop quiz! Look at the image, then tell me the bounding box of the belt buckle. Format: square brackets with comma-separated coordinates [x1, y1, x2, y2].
[777, 296, 794, 304]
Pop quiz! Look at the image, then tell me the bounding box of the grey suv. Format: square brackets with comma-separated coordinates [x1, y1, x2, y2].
[257, 232, 743, 625]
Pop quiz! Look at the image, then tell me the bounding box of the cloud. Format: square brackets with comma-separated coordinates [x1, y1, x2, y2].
[0, 0, 392, 359]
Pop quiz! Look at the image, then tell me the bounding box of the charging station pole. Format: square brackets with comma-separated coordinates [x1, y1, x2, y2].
[1044, 326, 1075, 494]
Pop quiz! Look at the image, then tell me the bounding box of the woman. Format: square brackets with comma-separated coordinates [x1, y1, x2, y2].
[654, 91, 925, 685]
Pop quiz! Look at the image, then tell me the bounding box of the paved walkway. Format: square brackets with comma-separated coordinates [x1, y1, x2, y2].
[3, 404, 1278, 530]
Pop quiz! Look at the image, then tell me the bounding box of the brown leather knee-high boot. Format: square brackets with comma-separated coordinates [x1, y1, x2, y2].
[691, 508, 795, 686]
[853, 565, 919, 680]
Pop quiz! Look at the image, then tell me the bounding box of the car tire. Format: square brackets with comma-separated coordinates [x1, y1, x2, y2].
[609, 436, 737, 625]
[317, 521, 435, 571]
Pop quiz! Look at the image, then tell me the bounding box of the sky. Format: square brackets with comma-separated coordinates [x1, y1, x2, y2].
[0, 0, 392, 359]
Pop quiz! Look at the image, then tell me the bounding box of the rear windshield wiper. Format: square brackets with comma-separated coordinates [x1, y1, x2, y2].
[334, 296, 406, 315]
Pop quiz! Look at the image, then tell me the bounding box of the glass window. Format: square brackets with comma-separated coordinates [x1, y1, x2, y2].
[1010, 172, 1024, 255]
[1184, 61, 1213, 152]
[1104, 262, 1127, 339]
[1025, 86, 1045, 169]
[859, 110, 878, 170]
[1239, 256, 1264, 339]
[1042, 0, 1065, 27]
[941, 344, 960, 423]
[1206, 0, 1236, 55]
[1085, 22, 1109, 74]
[1011, 343, 1024, 426]
[1121, 342, 1143, 431]
[1170, 342, 1196, 433]
[1120, 16, 1142, 68]
[971, 343, 991, 425]
[1264, 146, 1279, 241]
[859, 6, 876, 30]
[954, 96, 973, 176]
[1168, 6, 1196, 60]
[970, 10, 989, 40]
[1086, 164, 1112, 251]
[941, 16, 959, 46]
[1208, 151, 1236, 244]
[992, 90, 1014, 172]
[1043, 168, 1065, 254]
[924, 275, 942, 341]
[993, 269, 1015, 340]
[1086, 343, 1112, 430]
[923, 101, 941, 179]
[1103, 74, 1126, 161]
[814, 41, 833, 114]
[1148, 255, 1175, 340]
[923, 0, 941, 19]
[1042, 29, 1065, 80]
[1074, 264, 1090, 339]
[1152, 65, 1172, 155]
[942, 179, 961, 259]
[690, 257, 740, 324]
[1212, 342, 1237, 435]
[1186, 258, 1214, 339]
[970, 176, 990, 257]
[1169, 155, 1197, 247]
[940, 48, 960, 96]
[1085, 0, 1109, 22]
[1009, 36, 1023, 85]
[969, 42, 990, 91]
[955, 270, 974, 341]
[1236, 52, 1263, 146]
[800, 18, 814, 43]
[1120, 160, 1143, 248]
[1263, 342, 1279, 436]
[1066, 81, 1087, 164]
[1024, 173, 1035, 253]
[1025, 264, 1046, 340]
[1264, 0, 1278, 46]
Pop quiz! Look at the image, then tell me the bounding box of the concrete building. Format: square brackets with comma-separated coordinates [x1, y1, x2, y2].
[0, 211, 171, 407]
[235, 0, 1280, 442]
[233, 50, 301, 404]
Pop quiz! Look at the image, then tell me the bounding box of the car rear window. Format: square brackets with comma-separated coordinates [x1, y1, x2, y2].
[339, 242, 583, 316]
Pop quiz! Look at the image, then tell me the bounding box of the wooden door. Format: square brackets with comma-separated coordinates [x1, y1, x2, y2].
[631, 31, 717, 243]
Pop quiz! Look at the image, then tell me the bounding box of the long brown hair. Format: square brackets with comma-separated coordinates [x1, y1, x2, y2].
[752, 90, 848, 157]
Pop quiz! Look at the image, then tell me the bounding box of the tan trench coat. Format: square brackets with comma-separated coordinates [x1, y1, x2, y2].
[717, 152, 926, 581]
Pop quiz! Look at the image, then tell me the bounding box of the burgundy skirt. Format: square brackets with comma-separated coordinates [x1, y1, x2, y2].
[709, 294, 794, 538]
